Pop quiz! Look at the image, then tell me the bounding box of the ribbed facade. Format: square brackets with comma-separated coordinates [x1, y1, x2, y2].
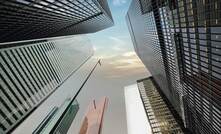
[169, 0, 221, 133]
[126, 0, 171, 111]
[126, 0, 183, 119]
[137, 78, 184, 134]
[0, 36, 93, 133]
[0, 0, 113, 43]
[152, 1, 184, 118]
[0, 0, 114, 133]
[127, 0, 221, 133]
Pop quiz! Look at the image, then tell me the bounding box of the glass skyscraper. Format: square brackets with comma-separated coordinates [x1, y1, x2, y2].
[0, 36, 93, 133]
[0, 0, 113, 43]
[137, 77, 184, 134]
[126, 0, 221, 133]
[0, 0, 113, 133]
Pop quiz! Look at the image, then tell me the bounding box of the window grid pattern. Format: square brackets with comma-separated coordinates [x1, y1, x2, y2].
[127, 0, 185, 122]
[0, 37, 93, 133]
[169, 0, 221, 133]
[137, 78, 184, 134]
[127, 0, 221, 133]
[139, 0, 152, 14]
[53, 13, 113, 37]
[126, 14, 139, 54]
[0, 0, 113, 43]
[126, 0, 171, 109]
[153, 0, 185, 120]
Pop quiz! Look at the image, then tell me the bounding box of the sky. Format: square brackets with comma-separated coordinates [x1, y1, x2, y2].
[68, 0, 150, 134]
[12, 0, 150, 134]
[89, 0, 135, 59]
[88, 0, 150, 80]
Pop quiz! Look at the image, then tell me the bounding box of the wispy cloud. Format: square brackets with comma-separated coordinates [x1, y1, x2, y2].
[112, 0, 127, 6]
[92, 36, 129, 59]
[93, 54, 116, 60]
[122, 51, 136, 57]
[95, 50, 149, 78]
[109, 36, 126, 45]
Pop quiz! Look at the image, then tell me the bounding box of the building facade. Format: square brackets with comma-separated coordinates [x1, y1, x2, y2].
[33, 99, 79, 134]
[0, 0, 113, 43]
[126, 0, 221, 133]
[0, 36, 93, 133]
[137, 77, 184, 134]
[126, 0, 184, 120]
[0, 1, 113, 133]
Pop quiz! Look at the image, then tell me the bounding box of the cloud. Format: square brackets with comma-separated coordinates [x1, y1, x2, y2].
[112, 58, 144, 70]
[112, 0, 127, 6]
[95, 50, 148, 79]
[109, 36, 126, 45]
[93, 54, 116, 60]
[122, 51, 136, 57]
[92, 36, 128, 57]
[113, 46, 124, 51]
[93, 46, 97, 51]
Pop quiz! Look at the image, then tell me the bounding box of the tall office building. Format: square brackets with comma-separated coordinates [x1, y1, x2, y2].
[0, 0, 113, 133]
[0, 0, 113, 43]
[126, 0, 221, 133]
[137, 77, 184, 134]
[126, 0, 184, 121]
[124, 78, 185, 134]
[0, 36, 93, 133]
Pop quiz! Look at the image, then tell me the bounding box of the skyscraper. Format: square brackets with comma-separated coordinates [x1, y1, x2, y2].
[0, 0, 113, 43]
[0, 36, 93, 133]
[126, 0, 184, 121]
[126, 0, 221, 133]
[0, 0, 113, 133]
[137, 77, 184, 133]
[124, 77, 185, 134]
